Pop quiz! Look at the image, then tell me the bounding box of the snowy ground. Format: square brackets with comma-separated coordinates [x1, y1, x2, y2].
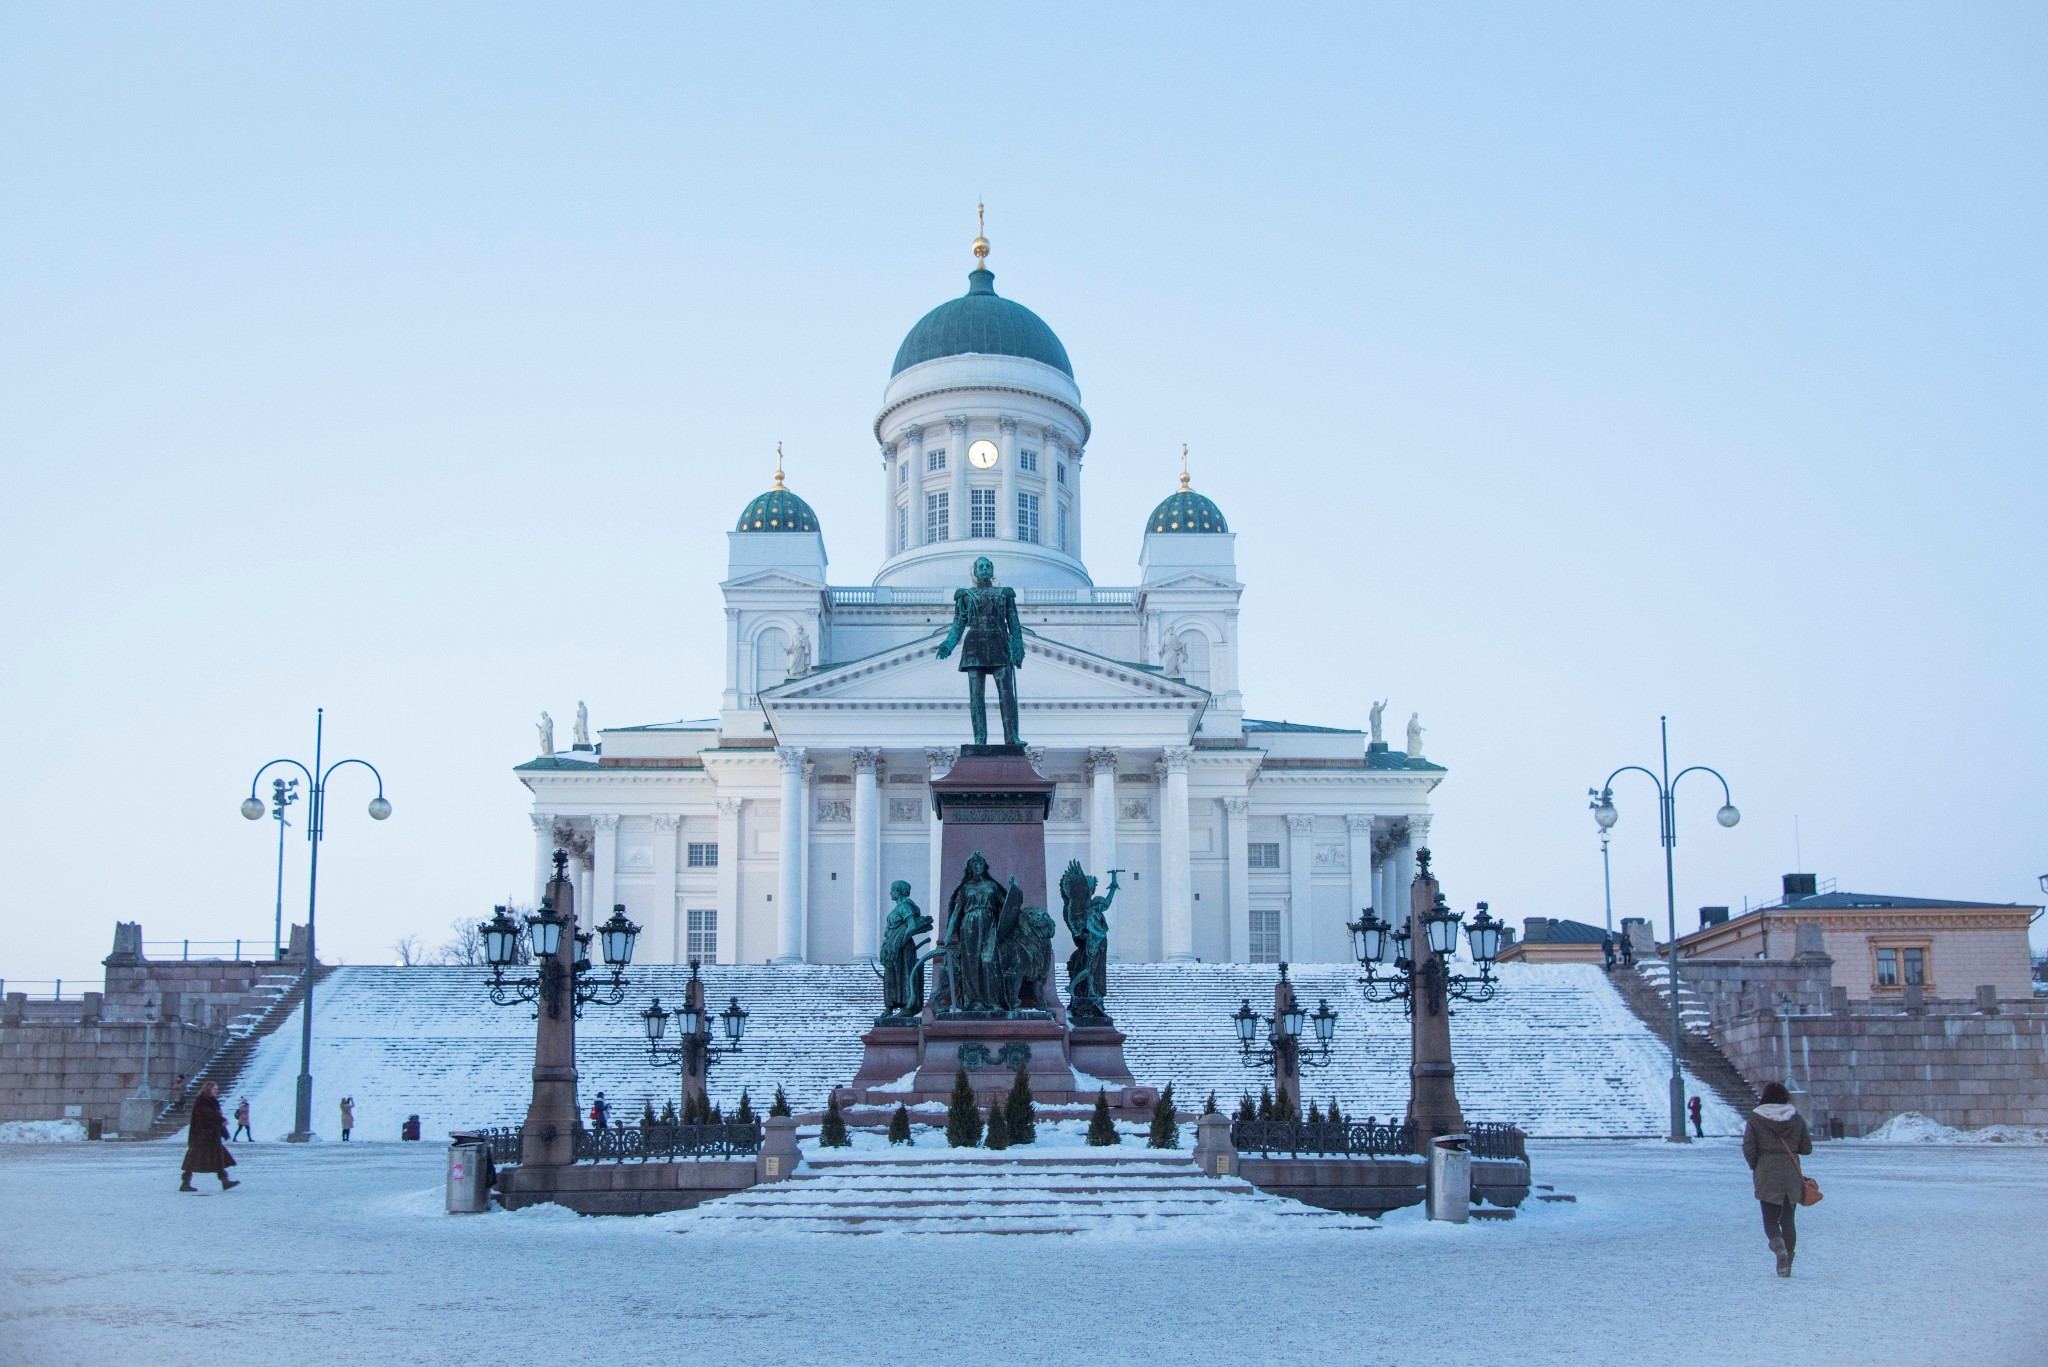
[2, 1138, 2043, 1366]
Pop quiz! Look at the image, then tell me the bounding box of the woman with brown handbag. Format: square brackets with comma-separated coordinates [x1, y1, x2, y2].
[1742, 1081, 1815, 1277]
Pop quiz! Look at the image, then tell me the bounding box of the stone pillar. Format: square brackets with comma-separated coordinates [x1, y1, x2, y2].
[997, 415, 1018, 539]
[799, 758, 816, 962]
[591, 814, 619, 938]
[723, 606, 741, 708]
[1346, 814, 1375, 925]
[530, 814, 555, 908]
[947, 416, 967, 542]
[925, 747, 956, 937]
[1087, 747, 1118, 883]
[1285, 814, 1315, 963]
[518, 860, 580, 1168]
[903, 425, 924, 546]
[715, 798, 743, 964]
[1405, 855, 1465, 1143]
[879, 440, 896, 560]
[1160, 747, 1195, 962]
[1224, 797, 1252, 963]
[650, 814, 680, 964]
[774, 747, 806, 964]
[852, 748, 882, 962]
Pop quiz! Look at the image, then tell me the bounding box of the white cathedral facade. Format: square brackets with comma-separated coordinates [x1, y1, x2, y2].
[517, 236, 1444, 969]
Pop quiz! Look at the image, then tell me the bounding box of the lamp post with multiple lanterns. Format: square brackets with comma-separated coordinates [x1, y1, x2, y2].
[1591, 715, 1740, 1143]
[239, 708, 391, 1142]
[1229, 963, 1338, 1115]
[641, 960, 749, 1114]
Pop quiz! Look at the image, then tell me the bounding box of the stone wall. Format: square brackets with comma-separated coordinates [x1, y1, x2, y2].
[1717, 1002, 2048, 1135]
[0, 1015, 219, 1127]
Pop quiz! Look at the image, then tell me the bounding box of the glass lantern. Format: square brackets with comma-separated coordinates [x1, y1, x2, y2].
[641, 998, 669, 1042]
[721, 997, 749, 1043]
[1310, 998, 1339, 1045]
[1232, 999, 1259, 1046]
[597, 906, 640, 967]
[525, 902, 565, 959]
[1467, 902, 1504, 966]
[480, 907, 522, 967]
[1424, 898, 1463, 956]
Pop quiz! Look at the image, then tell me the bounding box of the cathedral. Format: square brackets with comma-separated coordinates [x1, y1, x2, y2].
[517, 227, 1444, 969]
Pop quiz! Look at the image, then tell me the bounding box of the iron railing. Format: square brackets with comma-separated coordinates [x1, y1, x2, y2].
[580, 1121, 761, 1161]
[141, 939, 275, 962]
[1230, 1118, 1416, 1157]
[477, 1127, 523, 1165]
[1467, 1122, 1528, 1161]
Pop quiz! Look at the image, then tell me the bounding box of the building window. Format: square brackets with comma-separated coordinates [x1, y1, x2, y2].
[926, 491, 950, 542]
[928, 448, 946, 472]
[969, 488, 996, 538]
[686, 909, 718, 964]
[1904, 948, 1925, 985]
[1019, 448, 1038, 472]
[896, 502, 908, 552]
[1057, 504, 1068, 553]
[1876, 949, 1898, 987]
[1056, 462, 1066, 485]
[1248, 841, 1281, 869]
[1015, 492, 1039, 545]
[1249, 908, 1281, 963]
[686, 842, 718, 868]
[899, 461, 909, 486]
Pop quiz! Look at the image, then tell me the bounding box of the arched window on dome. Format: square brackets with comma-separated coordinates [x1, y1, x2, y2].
[753, 626, 789, 700]
[1178, 631, 1211, 691]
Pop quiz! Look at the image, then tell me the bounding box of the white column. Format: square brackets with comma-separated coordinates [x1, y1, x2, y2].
[1285, 814, 1315, 963]
[529, 813, 555, 908]
[592, 815, 619, 936]
[774, 748, 805, 964]
[997, 415, 1018, 539]
[715, 797, 742, 964]
[1224, 797, 1251, 963]
[1087, 747, 1118, 881]
[1346, 814, 1374, 928]
[799, 758, 815, 962]
[947, 416, 967, 543]
[1159, 748, 1194, 962]
[903, 425, 925, 546]
[879, 440, 896, 561]
[723, 607, 741, 709]
[852, 748, 882, 961]
[925, 747, 956, 928]
[651, 814, 681, 964]
[1067, 440, 1083, 559]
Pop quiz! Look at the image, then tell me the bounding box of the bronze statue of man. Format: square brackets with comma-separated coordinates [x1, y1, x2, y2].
[936, 555, 1025, 747]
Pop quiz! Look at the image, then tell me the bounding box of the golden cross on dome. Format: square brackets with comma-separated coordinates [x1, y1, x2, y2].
[1180, 443, 1191, 490]
[774, 441, 785, 489]
[972, 199, 990, 268]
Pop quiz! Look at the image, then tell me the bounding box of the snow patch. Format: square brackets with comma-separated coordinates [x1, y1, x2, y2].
[1859, 1111, 2048, 1145]
[0, 1119, 87, 1143]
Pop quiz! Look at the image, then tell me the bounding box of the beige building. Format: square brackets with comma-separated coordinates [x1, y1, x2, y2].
[1495, 916, 1609, 965]
[1675, 874, 2038, 1002]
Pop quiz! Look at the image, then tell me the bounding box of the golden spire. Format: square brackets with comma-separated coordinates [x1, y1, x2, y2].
[1179, 443, 1191, 490]
[972, 199, 990, 270]
[773, 441, 785, 490]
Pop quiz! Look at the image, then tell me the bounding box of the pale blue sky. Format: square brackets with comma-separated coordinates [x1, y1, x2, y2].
[3, 4, 2043, 979]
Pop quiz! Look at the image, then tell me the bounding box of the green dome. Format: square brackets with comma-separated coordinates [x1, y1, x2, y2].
[891, 268, 1073, 379]
[1147, 483, 1228, 535]
[736, 483, 819, 533]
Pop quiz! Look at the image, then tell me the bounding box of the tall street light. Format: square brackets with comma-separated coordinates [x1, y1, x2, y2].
[268, 778, 299, 960]
[1592, 715, 1738, 1143]
[241, 708, 390, 1141]
[1589, 790, 1614, 937]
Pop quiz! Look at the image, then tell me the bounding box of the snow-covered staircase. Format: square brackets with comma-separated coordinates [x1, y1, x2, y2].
[1612, 962, 1759, 1115]
[669, 1151, 1379, 1235]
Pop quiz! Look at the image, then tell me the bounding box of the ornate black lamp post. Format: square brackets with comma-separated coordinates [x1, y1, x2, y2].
[239, 707, 390, 1142]
[1348, 879, 1504, 1015]
[640, 960, 748, 1112]
[478, 857, 639, 1019]
[1230, 963, 1337, 1113]
[1591, 715, 1739, 1142]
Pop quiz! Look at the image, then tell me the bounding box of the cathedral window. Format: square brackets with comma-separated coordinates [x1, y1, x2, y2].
[896, 502, 908, 553]
[1248, 842, 1281, 869]
[1249, 908, 1281, 963]
[926, 491, 950, 542]
[969, 488, 996, 538]
[899, 461, 909, 485]
[1057, 504, 1068, 552]
[1019, 449, 1038, 472]
[686, 909, 718, 964]
[1056, 462, 1066, 485]
[687, 842, 718, 868]
[927, 448, 946, 472]
[1017, 492, 1040, 544]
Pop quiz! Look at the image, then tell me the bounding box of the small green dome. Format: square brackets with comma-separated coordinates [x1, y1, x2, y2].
[891, 268, 1073, 379]
[736, 484, 819, 533]
[1147, 483, 1228, 535]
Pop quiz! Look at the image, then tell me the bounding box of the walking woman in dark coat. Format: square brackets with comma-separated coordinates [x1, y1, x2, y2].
[1741, 1081, 1810, 1276]
[180, 1082, 240, 1192]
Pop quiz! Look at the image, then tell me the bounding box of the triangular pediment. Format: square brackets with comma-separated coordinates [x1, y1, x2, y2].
[721, 569, 826, 593]
[1140, 571, 1242, 593]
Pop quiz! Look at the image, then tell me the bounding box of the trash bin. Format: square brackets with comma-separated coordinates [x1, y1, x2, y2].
[1426, 1133, 1471, 1223]
[446, 1136, 492, 1215]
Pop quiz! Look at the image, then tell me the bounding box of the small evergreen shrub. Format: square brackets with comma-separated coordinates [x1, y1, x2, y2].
[1257, 1086, 1276, 1122]
[946, 1067, 984, 1148]
[1202, 1091, 1218, 1117]
[735, 1089, 756, 1125]
[1326, 1098, 1345, 1127]
[1147, 1083, 1179, 1149]
[641, 1100, 658, 1129]
[770, 1086, 791, 1118]
[820, 1091, 851, 1147]
[1086, 1089, 1120, 1146]
[887, 1103, 913, 1145]
[660, 1099, 678, 1126]
[985, 1101, 1011, 1150]
[1235, 1093, 1258, 1124]
[1003, 1065, 1037, 1145]
[1307, 1100, 1324, 1125]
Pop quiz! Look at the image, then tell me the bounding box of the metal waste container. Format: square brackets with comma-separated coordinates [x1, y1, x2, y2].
[1426, 1134, 1471, 1223]
[446, 1135, 492, 1215]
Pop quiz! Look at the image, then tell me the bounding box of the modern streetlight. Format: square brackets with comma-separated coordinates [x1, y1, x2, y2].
[1589, 790, 1614, 937]
[641, 960, 749, 1114]
[1592, 714, 1739, 1143]
[267, 778, 299, 960]
[240, 708, 390, 1142]
[1229, 963, 1337, 1113]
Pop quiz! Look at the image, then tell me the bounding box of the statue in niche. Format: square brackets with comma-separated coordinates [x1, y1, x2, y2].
[875, 880, 933, 1023]
[786, 627, 812, 678]
[1369, 699, 1387, 745]
[536, 711, 554, 756]
[1061, 861, 1119, 1024]
[572, 700, 590, 749]
[1407, 712, 1426, 759]
[1159, 635, 1188, 678]
[936, 556, 1024, 747]
[940, 853, 1052, 1016]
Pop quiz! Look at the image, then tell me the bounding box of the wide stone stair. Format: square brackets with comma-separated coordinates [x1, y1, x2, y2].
[1612, 962, 1759, 1115]
[669, 1151, 1380, 1235]
[143, 966, 329, 1139]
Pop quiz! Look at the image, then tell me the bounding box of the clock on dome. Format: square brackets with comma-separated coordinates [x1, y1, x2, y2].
[967, 439, 999, 469]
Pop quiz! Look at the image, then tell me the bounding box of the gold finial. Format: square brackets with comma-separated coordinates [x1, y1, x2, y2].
[773, 441, 785, 490]
[1179, 444, 1191, 490]
[972, 199, 990, 269]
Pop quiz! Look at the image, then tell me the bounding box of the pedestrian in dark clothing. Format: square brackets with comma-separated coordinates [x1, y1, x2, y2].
[339, 1096, 354, 1141]
[1742, 1081, 1813, 1277]
[180, 1082, 239, 1192]
[231, 1096, 252, 1142]
[1688, 1094, 1704, 1138]
[591, 1093, 609, 1133]
[1619, 934, 1635, 967]
[1601, 934, 1616, 971]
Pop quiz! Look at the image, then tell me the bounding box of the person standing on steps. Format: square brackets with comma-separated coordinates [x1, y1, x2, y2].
[231, 1096, 252, 1142]
[590, 1093, 609, 1134]
[1742, 1082, 1813, 1277]
[339, 1096, 355, 1142]
[1601, 933, 1617, 972]
[179, 1082, 239, 1192]
[1688, 1094, 1704, 1138]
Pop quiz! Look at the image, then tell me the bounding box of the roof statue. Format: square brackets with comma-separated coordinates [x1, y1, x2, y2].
[1407, 712, 1426, 759]
[536, 711, 554, 757]
[572, 701, 589, 749]
[1369, 699, 1387, 745]
[786, 626, 812, 678]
